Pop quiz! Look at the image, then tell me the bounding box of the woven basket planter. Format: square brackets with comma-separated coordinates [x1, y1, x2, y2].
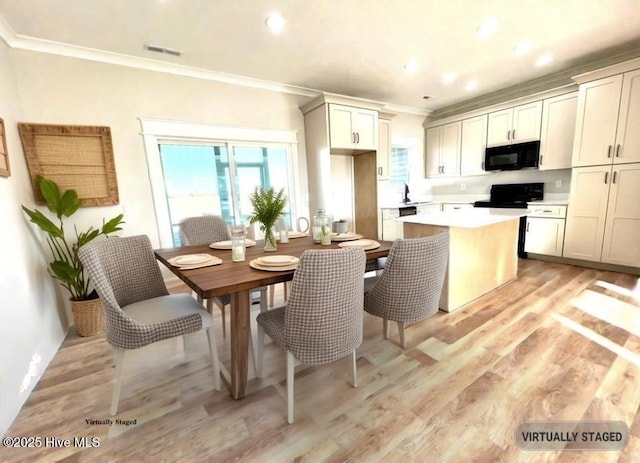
[71, 298, 105, 337]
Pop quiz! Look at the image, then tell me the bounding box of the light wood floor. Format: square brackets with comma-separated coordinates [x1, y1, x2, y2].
[3, 260, 640, 462]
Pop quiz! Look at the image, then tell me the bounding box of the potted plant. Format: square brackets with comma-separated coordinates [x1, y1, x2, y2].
[22, 176, 124, 336]
[248, 186, 287, 251]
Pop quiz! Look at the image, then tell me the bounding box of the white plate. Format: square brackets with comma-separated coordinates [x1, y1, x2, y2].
[249, 259, 298, 272]
[256, 255, 299, 267]
[338, 239, 381, 251]
[288, 231, 308, 239]
[172, 254, 212, 265]
[330, 232, 363, 242]
[209, 239, 256, 250]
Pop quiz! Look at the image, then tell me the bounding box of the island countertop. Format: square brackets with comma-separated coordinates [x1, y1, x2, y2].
[397, 207, 529, 229]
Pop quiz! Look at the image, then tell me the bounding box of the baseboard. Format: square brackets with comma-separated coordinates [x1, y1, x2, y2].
[526, 254, 640, 276]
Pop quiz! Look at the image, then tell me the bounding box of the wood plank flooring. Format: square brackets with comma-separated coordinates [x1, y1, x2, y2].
[2, 259, 640, 462]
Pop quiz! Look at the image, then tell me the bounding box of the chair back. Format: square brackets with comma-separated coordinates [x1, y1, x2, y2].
[284, 247, 366, 364]
[78, 235, 169, 348]
[179, 216, 229, 246]
[364, 232, 449, 323]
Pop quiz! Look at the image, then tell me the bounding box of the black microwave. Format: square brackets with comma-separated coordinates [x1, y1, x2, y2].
[484, 140, 540, 171]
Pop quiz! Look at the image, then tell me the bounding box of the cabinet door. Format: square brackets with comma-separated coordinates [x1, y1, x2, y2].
[601, 163, 640, 266]
[460, 115, 488, 176]
[511, 101, 542, 143]
[614, 69, 640, 164]
[440, 121, 462, 177]
[525, 218, 565, 256]
[377, 119, 390, 179]
[572, 75, 623, 167]
[353, 108, 378, 150]
[539, 93, 578, 170]
[563, 166, 611, 262]
[487, 109, 512, 146]
[328, 104, 355, 148]
[425, 126, 442, 178]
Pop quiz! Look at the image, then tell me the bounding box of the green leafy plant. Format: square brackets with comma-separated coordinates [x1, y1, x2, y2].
[248, 186, 287, 249]
[22, 176, 125, 300]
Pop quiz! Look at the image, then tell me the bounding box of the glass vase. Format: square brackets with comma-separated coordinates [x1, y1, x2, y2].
[263, 226, 277, 251]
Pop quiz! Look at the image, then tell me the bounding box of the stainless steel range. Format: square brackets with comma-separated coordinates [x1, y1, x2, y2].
[474, 182, 544, 258]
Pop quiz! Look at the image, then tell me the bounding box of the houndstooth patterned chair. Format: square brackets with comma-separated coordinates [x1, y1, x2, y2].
[178, 216, 268, 337]
[77, 235, 221, 415]
[256, 247, 366, 423]
[364, 231, 449, 348]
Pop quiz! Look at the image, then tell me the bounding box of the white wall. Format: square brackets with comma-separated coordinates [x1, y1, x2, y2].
[0, 48, 312, 435]
[0, 44, 67, 436]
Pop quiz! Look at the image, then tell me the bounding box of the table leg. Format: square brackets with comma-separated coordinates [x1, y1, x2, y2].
[229, 289, 250, 399]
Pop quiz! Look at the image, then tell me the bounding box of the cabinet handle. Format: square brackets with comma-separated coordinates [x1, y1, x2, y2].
[607, 145, 612, 158]
[604, 172, 609, 184]
[512, 129, 516, 140]
[356, 132, 360, 144]
[616, 144, 621, 157]
[526, 222, 530, 232]
[539, 155, 543, 165]
[507, 130, 511, 140]
[442, 165, 446, 174]
[612, 171, 617, 184]
[481, 161, 485, 170]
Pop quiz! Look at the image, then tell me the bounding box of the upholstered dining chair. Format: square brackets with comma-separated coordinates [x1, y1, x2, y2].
[256, 247, 366, 423]
[363, 231, 449, 348]
[178, 215, 268, 336]
[77, 235, 221, 415]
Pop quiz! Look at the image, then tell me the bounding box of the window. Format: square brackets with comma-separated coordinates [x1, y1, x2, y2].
[389, 146, 409, 186]
[141, 119, 299, 247]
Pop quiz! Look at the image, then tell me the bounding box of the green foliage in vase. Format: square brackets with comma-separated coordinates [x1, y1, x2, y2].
[22, 176, 125, 300]
[248, 186, 287, 248]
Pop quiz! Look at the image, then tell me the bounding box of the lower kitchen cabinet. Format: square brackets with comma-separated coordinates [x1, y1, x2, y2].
[563, 163, 640, 267]
[525, 218, 566, 256]
[381, 209, 403, 241]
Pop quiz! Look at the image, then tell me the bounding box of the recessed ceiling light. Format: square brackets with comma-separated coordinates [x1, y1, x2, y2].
[265, 13, 286, 34]
[465, 80, 478, 92]
[403, 60, 419, 73]
[536, 53, 554, 67]
[442, 72, 457, 84]
[513, 41, 532, 57]
[477, 17, 498, 38]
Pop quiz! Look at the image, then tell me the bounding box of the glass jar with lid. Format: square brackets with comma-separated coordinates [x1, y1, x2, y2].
[312, 209, 330, 244]
[231, 226, 247, 262]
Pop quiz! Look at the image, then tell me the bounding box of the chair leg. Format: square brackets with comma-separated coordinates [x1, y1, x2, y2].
[111, 349, 125, 416]
[259, 288, 268, 313]
[397, 321, 406, 348]
[220, 306, 226, 338]
[284, 282, 289, 302]
[349, 350, 357, 388]
[256, 324, 265, 379]
[248, 331, 258, 378]
[383, 318, 389, 339]
[269, 285, 275, 308]
[206, 327, 221, 391]
[286, 351, 296, 424]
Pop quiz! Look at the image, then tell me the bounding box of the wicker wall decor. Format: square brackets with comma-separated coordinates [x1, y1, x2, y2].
[18, 123, 119, 206]
[0, 118, 10, 177]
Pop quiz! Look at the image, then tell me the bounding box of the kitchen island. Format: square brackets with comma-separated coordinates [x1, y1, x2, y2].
[398, 208, 529, 312]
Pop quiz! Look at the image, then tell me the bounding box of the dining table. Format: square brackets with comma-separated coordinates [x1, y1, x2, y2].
[155, 234, 393, 399]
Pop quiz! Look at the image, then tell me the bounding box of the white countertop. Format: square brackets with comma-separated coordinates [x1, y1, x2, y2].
[397, 208, 529, 229]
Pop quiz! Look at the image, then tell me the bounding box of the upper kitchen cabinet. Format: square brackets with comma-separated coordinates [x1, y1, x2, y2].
[425, 121, 461, 178]
[377, 112, 395, 180]
[328, 104, 378, 151]
[460, 114, 488, 176]
[539, 92, 578, 170]
[572, 69, 640, 167]
[487, 101, 542, 147]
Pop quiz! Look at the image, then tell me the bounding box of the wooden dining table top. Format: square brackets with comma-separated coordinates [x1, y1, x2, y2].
[155, 235, 393, 299]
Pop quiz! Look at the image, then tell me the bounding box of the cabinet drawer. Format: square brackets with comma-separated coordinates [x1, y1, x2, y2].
[442, 203, 474, 212]
[382, 209, 399, 220]
[527, 204, 567, 218]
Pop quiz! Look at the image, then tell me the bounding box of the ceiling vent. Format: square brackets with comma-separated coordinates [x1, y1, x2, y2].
[144, 44, 181, 57]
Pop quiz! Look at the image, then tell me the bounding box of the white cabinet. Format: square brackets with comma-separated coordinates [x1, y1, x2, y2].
[417, 203, 440, 215]
[425, 121, 461, 178]
[487, 101, 542, 146]
[572, 69, 640, 167]
[377, 118, 390, 179]
[563, 163, 640, 267]
[460, 115, 488, 176]
[525, 205, 567, 256]
[329, 104, 378, 151]
[381, 209, 403, 241]
[539, 92, 578, 170]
